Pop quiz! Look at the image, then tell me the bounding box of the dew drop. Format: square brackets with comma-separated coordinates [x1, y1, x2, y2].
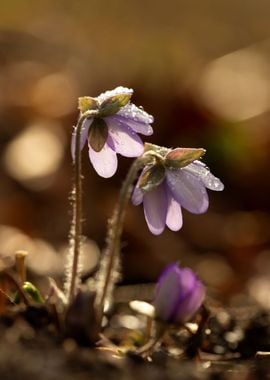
[185, 162, 224, 191]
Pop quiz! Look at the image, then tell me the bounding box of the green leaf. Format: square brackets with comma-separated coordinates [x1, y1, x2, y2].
[78, 97, 99, 113]
[165, 148, 206, 169]
[99, 93, 132, 117]
[12, 291, 20, 304]
[139, 164, 165, 192]
[88, 118, 108, 152]
[23, 281, 44, 304]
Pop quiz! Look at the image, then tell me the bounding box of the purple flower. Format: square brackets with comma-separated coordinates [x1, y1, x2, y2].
[71, 87, 154, 178]
[132, 145, 224, 235]
[153, 263, 205, 324]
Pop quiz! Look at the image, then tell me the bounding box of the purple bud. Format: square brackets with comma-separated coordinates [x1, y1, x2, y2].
[153, 263, 205, 324]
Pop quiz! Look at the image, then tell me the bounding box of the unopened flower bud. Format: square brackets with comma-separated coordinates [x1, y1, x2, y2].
[153, 263, 205, 324]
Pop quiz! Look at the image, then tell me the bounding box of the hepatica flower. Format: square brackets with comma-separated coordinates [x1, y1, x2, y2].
[132, 143, 224, 235]
[153, 263, 205, 324]
[71, 86, 154, 178]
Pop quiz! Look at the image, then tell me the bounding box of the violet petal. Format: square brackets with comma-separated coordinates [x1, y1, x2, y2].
[88, 142, 117, 178]
[154, 265, 205, 324]
[166, 169, 209, 214]
[117, 103, 154, 125]
[154, 264, 185, 322]
[167, 268, 200, 322]
[175, 279, 205, 322]
[106, 118, 144, 157]
[143, 183, 168, 235]
[185, 161, 224, 191]
[155, 263, 179, 298]
[109, 115, 153, 136]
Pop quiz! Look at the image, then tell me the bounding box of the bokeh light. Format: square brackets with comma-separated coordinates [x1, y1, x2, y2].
[4, 122, 66, 189]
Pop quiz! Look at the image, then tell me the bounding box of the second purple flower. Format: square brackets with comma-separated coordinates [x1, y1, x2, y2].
[71, 87, 154, 178]
[132, 144, 224, 235]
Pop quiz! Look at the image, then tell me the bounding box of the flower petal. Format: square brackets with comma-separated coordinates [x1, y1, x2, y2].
[154, 265, 205, 323]
[175, 279, 205, 322]
[166, 169, 209, 214]
[117, 103, 154, 125]
[131, 183, 144, 206]
[154, 264, 185, 322]
[106, 118, 144, 157]
[165, 190, 183, 231]
[143, 184, 168, 235]
[155, 263, 178, 295]
[108, 115, 153, 136]
[131, 168, 148, 206]
[185, 161, 224, 191]
[71, 118, 91, 161]
[88, 142, 117, 178]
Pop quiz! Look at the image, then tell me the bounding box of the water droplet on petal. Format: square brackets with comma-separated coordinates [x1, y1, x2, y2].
[184, 161, 224, 191]
[118, 103, 154, 124]
[97, 86, 133, 104]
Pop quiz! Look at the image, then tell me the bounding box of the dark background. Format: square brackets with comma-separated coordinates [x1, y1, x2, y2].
[0, 0, 270, 307]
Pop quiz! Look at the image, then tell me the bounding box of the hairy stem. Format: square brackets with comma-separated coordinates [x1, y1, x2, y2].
[97, 152, 155, 322]
[66, 110, 97, 305]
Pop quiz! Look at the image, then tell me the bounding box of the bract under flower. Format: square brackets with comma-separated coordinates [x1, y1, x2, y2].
[138, 164, 166, 192]
[88, 118, 108, 152]
[165, 148, 205, 169]
[99, 92, 133, 117]
[78, 97, 99, 113]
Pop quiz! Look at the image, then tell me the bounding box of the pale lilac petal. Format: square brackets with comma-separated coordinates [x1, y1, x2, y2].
[166, 169, 209, 214]
[185, 161, 224, 191]
[117, 103, 154, 125]
[88, 142, 117, 178]
[143, 184, 168, 235]
[165, 190, 183, 231]
[106, 118, 144, 157]
[108, 115, 153, 136]
[71, 118, 92, 161]
[154, 264, 184, 321]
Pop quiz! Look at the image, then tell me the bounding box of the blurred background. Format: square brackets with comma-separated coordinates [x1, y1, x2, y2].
[0, 0, 270, 307]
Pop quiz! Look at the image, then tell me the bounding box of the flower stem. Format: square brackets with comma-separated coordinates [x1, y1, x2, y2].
[66, 110, 97, 305]
[96, 151, 156, 323]
[15, 250, 28, 285]
[136, 321, 167, 357]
